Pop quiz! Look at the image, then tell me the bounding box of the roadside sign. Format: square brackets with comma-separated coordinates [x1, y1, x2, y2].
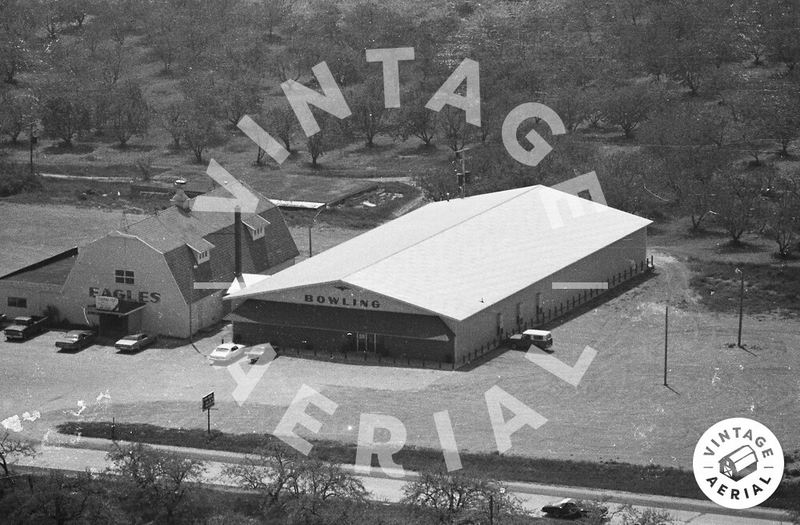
[202, 392, 215, 411]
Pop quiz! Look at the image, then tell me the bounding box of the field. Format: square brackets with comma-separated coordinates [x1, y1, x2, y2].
[0, 202, 365, 276]
[1, 201, 798, 475]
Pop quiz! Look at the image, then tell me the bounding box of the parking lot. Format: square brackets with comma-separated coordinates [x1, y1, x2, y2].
[3, 251, 799, 471]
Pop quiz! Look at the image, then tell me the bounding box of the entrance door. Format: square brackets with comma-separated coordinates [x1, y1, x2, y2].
[356, 332, 378, 352]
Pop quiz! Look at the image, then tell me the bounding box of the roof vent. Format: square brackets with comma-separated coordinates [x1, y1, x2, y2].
[170, 189, 191, 211]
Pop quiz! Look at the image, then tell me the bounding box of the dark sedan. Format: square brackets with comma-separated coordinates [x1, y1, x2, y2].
[55, 330, 96, 351]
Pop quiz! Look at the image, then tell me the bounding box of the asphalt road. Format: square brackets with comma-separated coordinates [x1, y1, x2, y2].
[9, 434, 792, 525]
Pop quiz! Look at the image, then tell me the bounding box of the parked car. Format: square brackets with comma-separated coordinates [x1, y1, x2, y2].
[508, 329, 553, 351]
[55, 330, 96, 351]
[208, 342, 246, 363]
[245, 343, 277, 364]
[114, 333, 157, 352]
[4, 316, 48, 341]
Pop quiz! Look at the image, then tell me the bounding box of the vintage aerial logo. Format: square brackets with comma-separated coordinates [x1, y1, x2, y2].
[693, 417, 784, 509]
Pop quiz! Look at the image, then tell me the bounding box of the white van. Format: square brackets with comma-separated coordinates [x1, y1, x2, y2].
[508, 329, 553, 351]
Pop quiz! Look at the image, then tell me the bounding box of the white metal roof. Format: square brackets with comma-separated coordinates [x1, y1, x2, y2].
[227, 185, 651, 321]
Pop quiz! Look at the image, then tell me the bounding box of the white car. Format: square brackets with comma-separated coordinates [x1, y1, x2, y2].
[208, 343, 246, 363]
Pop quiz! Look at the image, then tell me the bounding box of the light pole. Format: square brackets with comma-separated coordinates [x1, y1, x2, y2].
[308, 205, 326, 257]
[663, 305, 669, 386]
[29, 123, 38, 174]
[735, 267, 744, 347]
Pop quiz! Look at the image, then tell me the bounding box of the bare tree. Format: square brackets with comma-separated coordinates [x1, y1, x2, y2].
[223, 444, 301, 508]
[393, 86, 438, 146]
[712, 167, 770, 244]
[107, 81, 150, 147]
[159, 101, 189, 149]
[107, 442, 205, 523]
[764, 178, 800, 258]
[437, 106, 480, 155]
[0, 0, 38, 84]
[0, 431, 36, 477]
[182, 108, 226, 163]
[346, 76, 389, 147]
[402, 469, 525, 524]
[602, 84, 657, 139]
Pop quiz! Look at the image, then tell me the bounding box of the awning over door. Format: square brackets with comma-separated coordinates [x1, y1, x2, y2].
[86, 300, 147, 317]
[227, 300, 452, 341]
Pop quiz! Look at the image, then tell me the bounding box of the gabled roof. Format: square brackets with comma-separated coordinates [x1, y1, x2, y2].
[121, 182, 277, 254]
[112, 182, 298, 303]
[227, 185, 651, 321]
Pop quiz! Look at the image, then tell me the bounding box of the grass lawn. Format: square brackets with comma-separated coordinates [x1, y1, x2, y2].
[0, 202, 367, 275]
[690, 260, 800, 317]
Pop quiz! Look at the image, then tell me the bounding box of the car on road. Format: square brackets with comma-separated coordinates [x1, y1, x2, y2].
[114, 333, 157, 352]
[508, 329, 553, 351]
[208, 342, 246, 363]
[55, 330, 96, 351]
[541, 498, 607, 520]
[541, 498, 583, 519]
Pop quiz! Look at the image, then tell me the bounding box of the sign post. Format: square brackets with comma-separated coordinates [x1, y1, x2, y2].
[201, 392, 215, 435]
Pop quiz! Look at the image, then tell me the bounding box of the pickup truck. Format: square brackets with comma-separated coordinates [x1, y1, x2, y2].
[4, 316, 48, 341]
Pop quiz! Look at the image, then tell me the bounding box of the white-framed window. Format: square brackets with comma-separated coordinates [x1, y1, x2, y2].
[115, 269, 134, 284]
[7, 297, 27, 308]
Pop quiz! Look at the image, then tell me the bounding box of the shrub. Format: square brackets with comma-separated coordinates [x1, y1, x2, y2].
[0, 162, 41, 196]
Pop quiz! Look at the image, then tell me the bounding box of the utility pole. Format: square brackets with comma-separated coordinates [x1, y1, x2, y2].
[736, 268, 744, 347]
[189, 264, 198, 347]
[308, 205, 326, 257]
[29, 123, 37, 174]
[454, 147, 471, 199]
[663, 305, 669, 386]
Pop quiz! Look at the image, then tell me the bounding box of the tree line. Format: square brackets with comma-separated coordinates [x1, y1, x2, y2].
[0, 433, 688, 524]
[1, 0, 800, 255]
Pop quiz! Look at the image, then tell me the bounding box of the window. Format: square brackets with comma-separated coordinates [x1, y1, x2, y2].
[7, 297, 27, 308]
[115, 270, 135, 284]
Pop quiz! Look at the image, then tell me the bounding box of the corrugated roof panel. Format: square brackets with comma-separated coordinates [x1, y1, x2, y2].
[228, 185, 651, 320]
